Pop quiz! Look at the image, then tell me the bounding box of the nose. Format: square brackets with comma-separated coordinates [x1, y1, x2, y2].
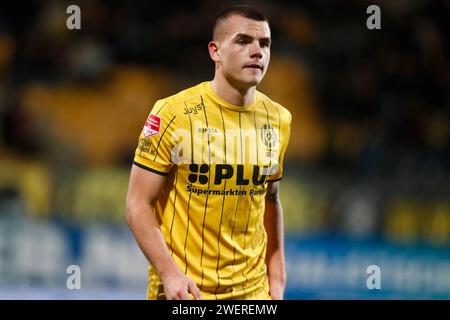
[249, 41, 263, 59]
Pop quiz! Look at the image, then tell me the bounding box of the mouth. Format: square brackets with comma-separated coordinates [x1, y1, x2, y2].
[244, 63, 263, 71]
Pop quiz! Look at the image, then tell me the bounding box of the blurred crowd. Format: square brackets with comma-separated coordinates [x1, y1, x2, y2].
[0, 0, 449, 245]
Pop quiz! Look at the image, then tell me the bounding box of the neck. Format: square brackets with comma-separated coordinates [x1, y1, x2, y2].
[210, 74, 256, 107]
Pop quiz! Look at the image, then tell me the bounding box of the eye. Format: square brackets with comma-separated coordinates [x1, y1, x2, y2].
[260, 40, 270, 48]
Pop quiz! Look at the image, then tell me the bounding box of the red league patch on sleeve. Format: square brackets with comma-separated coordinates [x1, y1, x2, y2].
[143, 115, 161, 137]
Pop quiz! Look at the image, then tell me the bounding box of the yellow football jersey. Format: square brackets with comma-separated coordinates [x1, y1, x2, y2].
[133, 81, 291, 300]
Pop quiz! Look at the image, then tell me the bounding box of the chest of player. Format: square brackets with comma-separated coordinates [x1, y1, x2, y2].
[171, 112, 280, 166]
[170, 126, 279, 190]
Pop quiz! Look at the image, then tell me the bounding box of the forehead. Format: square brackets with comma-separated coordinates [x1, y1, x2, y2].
[219, 15, 270, 40]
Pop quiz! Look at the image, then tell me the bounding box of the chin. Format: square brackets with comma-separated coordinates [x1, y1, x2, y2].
[241, 76, 262, 87]
[228, 73, 262, 89]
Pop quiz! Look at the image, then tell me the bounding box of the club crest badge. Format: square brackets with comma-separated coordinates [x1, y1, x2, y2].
[260, 123, 278, 149]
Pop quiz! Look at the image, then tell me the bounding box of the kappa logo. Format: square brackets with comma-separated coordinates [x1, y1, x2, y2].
[197, 127, 219, 135]
[144, 115, 161, 137]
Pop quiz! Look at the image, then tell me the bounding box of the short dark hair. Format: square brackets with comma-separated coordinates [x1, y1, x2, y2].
[213, 5, 268, 40]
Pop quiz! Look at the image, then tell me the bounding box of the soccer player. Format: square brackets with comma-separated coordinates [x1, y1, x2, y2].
[126, 5, 291, 300]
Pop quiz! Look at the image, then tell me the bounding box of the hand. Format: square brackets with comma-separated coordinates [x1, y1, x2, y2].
[269, 278, 285, 300]
[161, 271, 202, 300]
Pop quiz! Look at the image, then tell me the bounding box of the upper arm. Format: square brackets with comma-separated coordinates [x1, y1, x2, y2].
[127, 100, 176, 209]
[133, 100, 177, 176]
[126, 164, 167, 210]
[265, 181, 280, 204]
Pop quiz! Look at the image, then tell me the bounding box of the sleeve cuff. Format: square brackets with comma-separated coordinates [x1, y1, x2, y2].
[133, 161, 169, 176]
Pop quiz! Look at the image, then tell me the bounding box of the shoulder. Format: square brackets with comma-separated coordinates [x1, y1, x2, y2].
[158, 82, 207, 110]
[256, 91, 292, 125]
[148, 83, 207, 131]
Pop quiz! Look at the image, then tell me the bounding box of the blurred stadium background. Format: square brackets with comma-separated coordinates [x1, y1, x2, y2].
[0, 0, 449, 299]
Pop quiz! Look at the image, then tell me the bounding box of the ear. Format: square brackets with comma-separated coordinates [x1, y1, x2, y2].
[208, 41, 220, 62]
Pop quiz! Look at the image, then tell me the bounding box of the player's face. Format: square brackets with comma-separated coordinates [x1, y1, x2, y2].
[215, 15, 271, 88]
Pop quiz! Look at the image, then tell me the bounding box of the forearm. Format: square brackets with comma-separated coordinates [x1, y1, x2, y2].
[126, 203, 181, 281]
[264, 181, 287, 300]
[264, 198, 286, 283]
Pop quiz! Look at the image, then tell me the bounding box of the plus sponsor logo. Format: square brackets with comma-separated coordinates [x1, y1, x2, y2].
[186, 163, 277, 186]
[188, 163, 209, 184]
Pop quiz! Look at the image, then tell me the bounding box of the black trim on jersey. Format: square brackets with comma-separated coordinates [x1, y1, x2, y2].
[183, 101, 194, 275]
[261, 101, 273, 178]
[184, 102, 194, 163]
[214, 104, 227, 298]
[199, 95, 211, 290]
[168, 169, 179, 256]
[231, 111, 245, 297]
[183, 187, 193, 275]
[240, 201, 251, 293]
[220, 105, 227, 165]
[153, 115, 176, 161]
[262, 101, 270, 124]
[253, 107, 259, 164]
[275, 105, 282, 180]
[267, 177, 283, 182]
[250, 177, 267, 273]
[133, 161, 168, 176]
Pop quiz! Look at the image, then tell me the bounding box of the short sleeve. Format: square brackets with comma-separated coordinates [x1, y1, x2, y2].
[268, 110, 291, 182]
[133, 100, 176, 175]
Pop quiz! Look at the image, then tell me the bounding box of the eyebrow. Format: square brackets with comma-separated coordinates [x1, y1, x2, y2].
[234, 33, 271, 44]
